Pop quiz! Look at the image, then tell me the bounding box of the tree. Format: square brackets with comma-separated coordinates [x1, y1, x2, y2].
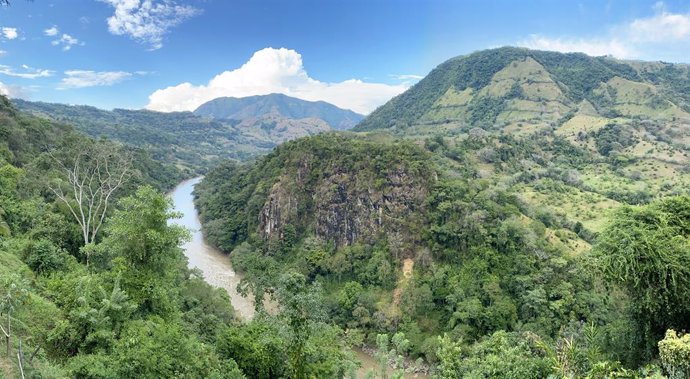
[101, 185, 189, 315]
[435, 331, 552, 379]
[659, 330, 690, 379]
[275, 272, 326, 379]
[50, 141, 132, 246]
[373, 333, 409, 379]
[593, 196, 690, 359]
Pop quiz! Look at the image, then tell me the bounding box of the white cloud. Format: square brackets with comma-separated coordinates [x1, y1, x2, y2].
[519, 35, 633, 58]
[51, 33, 82, 51]
[518, 2, 690, 62]
[2, 27, 18, 40]
[627, 6, 689, 43]
[44, 26, 59, 36]
[0, 82, 27, 98]
[0, 64, 54, 79]
[391, 74, 424, 80]
[58, 70, 134, 89]
[100, 0, 202, 50]
[146, 47, 409, 114]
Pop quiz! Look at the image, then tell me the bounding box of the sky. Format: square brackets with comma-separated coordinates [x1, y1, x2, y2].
[0, 0, 688, 114]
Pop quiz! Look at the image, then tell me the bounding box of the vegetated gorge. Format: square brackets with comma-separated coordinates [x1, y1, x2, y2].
[2, 46, 690, 378]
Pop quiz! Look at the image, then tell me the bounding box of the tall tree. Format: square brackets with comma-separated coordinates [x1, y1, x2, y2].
[593, 196, 690, 359]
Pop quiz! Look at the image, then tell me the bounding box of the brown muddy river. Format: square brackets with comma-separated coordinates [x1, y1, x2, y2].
[169, 177, 428, 378]
[169, 177, 256, 320]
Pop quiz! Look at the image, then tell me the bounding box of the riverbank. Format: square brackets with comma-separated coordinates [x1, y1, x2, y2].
[169, 177, 256, 320]
[169, 178, 429, 378]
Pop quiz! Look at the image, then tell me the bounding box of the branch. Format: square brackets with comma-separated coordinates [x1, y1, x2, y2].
[0, 322, 8, 338]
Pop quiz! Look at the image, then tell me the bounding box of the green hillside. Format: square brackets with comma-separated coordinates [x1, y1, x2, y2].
[195, 49, 690, 377]
[355, 47, 690, 133]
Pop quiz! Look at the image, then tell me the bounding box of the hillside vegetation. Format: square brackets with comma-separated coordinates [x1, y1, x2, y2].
[0, 96, 236, 377]
[356, 47, 690, 134]
[196, 48, 690, 378]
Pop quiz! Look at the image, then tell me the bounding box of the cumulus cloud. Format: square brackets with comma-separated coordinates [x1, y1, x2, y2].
[58, 70, 135, 89]
[146, 47, 409, 114]
[44, 26, 59, 37]
[0, 64, 54, 79]
[51, 33, 82, 51]
[627, 2, 690, 43]
[519, 2, 690, 61]
[2, 27, 18, 40]
[101, 0, 202, 50]
[0, 82, 27, 98]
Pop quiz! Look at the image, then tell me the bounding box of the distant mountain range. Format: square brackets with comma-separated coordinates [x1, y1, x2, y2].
[13, 94, 362, 172]
[194, 93, 363, 130]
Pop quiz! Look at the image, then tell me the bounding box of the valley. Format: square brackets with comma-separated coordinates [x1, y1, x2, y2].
[14, 93, 363, 173]
[0, 17, 689, 377]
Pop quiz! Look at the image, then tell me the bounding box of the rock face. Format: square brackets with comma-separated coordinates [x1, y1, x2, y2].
[255, 135, 433, 248]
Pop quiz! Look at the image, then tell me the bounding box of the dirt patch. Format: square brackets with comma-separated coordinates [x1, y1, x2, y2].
[0, 355, 14, 378]
[402, 258, 414, 279]
[393, 258, 415, 306]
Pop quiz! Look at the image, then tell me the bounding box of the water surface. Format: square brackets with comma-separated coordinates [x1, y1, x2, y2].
[169, 177, 256, 320]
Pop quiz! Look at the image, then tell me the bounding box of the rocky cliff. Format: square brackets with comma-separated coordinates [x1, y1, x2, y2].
[195, 133, 435, 253]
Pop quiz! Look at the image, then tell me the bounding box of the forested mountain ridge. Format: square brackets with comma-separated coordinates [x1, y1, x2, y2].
[355, 46, 690, 134]
[195, 48, 690, 378]
[195, 133, 434, 253]
[194, 93, 364, 130]
[13, 94, 358, 172]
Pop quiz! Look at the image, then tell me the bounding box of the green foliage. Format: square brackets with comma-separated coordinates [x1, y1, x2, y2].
[659, 330, 690, 379]
[435, 331, 552, 379]
[594, 196, 690, 359]
[23, 239, 72, 274]
[216, 272, 357, 379]
[594, 123, 638, 157]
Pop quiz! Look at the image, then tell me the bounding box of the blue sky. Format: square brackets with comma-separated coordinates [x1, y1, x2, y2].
[0, 0, 688, 114]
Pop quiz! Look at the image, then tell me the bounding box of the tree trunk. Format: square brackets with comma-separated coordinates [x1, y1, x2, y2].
[29, 345, 40, 363]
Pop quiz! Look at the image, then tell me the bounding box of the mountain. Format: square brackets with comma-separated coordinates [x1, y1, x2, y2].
[194, 93, 364, 130]
[195, 133, 433, 253]
[13, 96, 353, 172]
[355, 46, 690, 133]
[194, 47, 690, 372]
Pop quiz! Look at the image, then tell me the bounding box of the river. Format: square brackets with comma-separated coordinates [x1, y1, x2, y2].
[169, 177, 428, 379]
[169, 177, 256, 320]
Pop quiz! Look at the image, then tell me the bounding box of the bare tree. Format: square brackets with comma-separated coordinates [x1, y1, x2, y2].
[49, 142, 132, 246]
